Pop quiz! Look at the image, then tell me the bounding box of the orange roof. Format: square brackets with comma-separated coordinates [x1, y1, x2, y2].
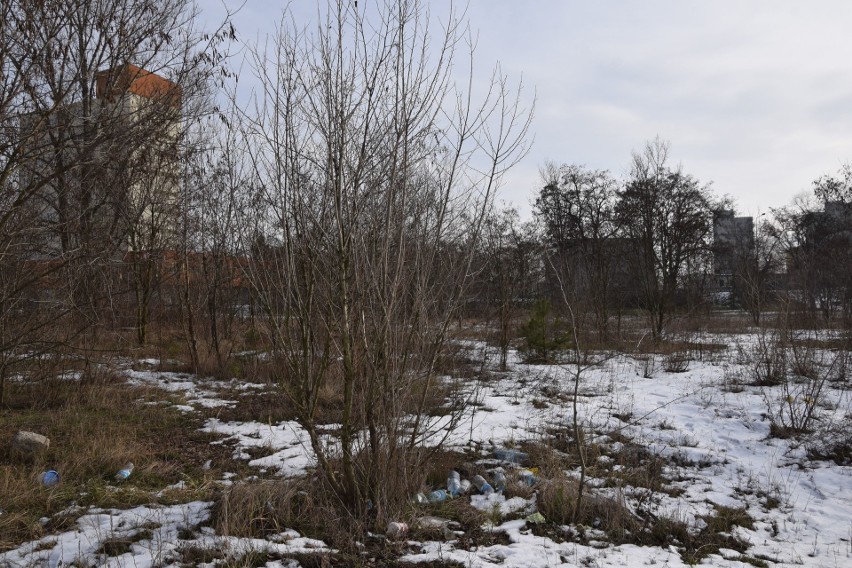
[96, 64, 182, 108]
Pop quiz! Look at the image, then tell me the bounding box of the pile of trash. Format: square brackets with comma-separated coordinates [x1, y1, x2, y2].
[390, 448, 541, 539]
[412, 463, 538, 504]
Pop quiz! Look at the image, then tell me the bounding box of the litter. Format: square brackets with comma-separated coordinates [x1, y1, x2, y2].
[472, 474, 494, 495]
[492, 468, 507, 492]
[115, 462, 134, 481]
[526, 512, 546, 524]
[413, 489, 451, 504]
[39, 470, 60, 487]
[494, 448, 529, 464]
[518, 469, 538, 486]
[386, 521, 408, 538]
[447, 470, 461, 496]
[13, 431, 50, 454]
[427, 489, 449, 503]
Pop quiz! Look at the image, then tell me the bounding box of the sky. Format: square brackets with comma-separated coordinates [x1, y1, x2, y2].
[203, 1, 852, 219]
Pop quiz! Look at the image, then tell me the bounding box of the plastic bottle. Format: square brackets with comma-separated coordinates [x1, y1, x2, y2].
[413, 492, 428, 505]
[518, 469, 537, 486]
[471, 474, 494, 495]
[494, 448, 529, 464]
[492, 469, 507, 493]
[115, 462, 134, 481]
[39, 470, 60, 487]
[427, 489, 449, 503]
[447, 470, 461, 496]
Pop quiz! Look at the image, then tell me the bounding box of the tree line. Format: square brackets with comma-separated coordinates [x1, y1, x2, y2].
[474, 139, 852, 361]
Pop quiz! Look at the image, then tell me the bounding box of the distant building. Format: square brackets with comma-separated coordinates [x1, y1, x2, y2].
[95, 64, 182, 110]
[19, 64, 182, 256]
[803, 201, 852, 245]
[712, 210, 753, 291]
[788, 201, 852, 315]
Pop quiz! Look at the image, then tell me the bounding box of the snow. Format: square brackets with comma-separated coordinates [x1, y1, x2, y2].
[4, 335, 852, 567]
[0, 500, 334, 567]
[2, 501, 211, 567]
[402, 340, 852, 567]
[401, 523, 700, 567]
[201, 418, 316, 477]
[469, 493, 532, 517]
[124, 369, 239, 410]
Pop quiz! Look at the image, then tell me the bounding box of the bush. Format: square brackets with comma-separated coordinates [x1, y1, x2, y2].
[762, 333, 846, 436]
[663, 352, 690, 373]
[518, 300, 569, 363]
[746, 330, 787, 386]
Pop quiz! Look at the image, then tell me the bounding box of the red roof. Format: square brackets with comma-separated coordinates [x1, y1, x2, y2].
[96, 64, 182, 109]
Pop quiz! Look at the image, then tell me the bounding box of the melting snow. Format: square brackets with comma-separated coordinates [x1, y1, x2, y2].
[4, 338, 852, 567]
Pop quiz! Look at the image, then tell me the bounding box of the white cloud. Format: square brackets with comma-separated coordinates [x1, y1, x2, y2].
[206, 0, 852, 216]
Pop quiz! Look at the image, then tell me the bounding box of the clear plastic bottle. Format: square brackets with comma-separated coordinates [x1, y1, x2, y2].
[518, 469, 537, 486]
[447, 470, 461, 496]
[494, 448, 529, 464]
[427, 489, 449, 502]
[472, 474, 494, 495]
[115, 462, 134, 481]
[492, 468, 507, 493]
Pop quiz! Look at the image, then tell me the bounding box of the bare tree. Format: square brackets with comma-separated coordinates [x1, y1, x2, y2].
[813, 163, 852, 204]
[733, 217, 782, 325]
[0, 0, 232, 402]
[237, 0, 531, 524]
[810, 166, 852, 322]
[618, 138, 714, 339]
[1, 0, 179, 394]
[535, 163, 621, 340]
[175, 115, 247, 371]
[479, 207, 538, 371]
[774, 188, 852, 325]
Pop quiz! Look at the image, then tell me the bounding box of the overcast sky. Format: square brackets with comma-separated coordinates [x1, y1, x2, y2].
[204, 1, 852, 219]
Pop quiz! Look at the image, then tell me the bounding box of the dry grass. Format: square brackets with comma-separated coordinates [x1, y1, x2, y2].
[670, 311, 755, 334]
[634, 504, 760, 566]
[537, 474, 639, 536]
[0, 309, 792, 564]
[211, 387, 298, 424]
[533, 474, 760, 565]
[96, 528, 155, 557]
[213, 479, 317, 539]
[599, 443, 676, 496]
[807, 418, 852, 465]
[211, 474, 490, 564]
[0, 370, 245, 551]
[420, 449, 475, 489]
[663, 351, 691, 373]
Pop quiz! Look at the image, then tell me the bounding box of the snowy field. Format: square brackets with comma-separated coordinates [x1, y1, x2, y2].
[2, 333, 851, 567]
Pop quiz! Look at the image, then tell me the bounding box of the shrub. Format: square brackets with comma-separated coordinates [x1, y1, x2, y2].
[747, 330, 787, 386]
[663, 352, 690, 373]
[806, 415, 852, 465]
[518, 300, 569, 363]
[763, 335, 846, 436]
